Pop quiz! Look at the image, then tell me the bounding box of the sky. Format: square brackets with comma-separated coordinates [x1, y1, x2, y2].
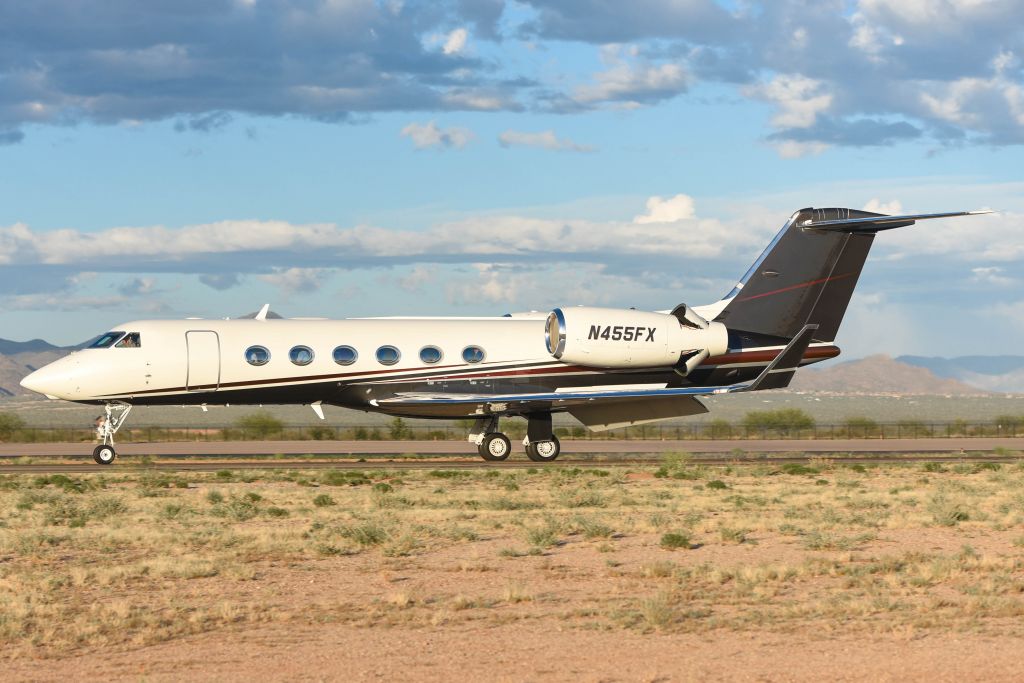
[1, 0, 1023, 358]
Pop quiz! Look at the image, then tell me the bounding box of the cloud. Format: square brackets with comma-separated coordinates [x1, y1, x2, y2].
[116, 277, 158, 297]
[862, 199, 903, 215]
[0, 196, 774, 293]
[569, 46, 689, 109]
[0, 1, 515, 143]
[401, 121, 475, 149]
[257, 268, 326, 295]
[442, 28, 469, 55]
[498, 129, 594, 152]
[744, 74, 833, 129]
[633, 194, 696, 224]
[970, 266, 1016, 287]
[398, 266, 436, 292]
[199, 273, 242, 290]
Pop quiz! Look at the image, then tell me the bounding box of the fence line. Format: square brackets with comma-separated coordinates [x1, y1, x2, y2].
[1, 421, 1023, 443]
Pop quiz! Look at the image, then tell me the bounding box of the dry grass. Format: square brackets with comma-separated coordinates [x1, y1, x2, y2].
[3, 460, 1024, 661]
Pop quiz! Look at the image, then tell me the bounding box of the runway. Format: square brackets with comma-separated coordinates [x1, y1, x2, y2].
[1, 453, 1021, 474]
[0, 437, 1021, 474]
[1, 437, 1022, 459]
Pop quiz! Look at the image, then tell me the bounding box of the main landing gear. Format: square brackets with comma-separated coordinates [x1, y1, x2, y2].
[467, 414, 561, 463]
[93, 402, 132, 465]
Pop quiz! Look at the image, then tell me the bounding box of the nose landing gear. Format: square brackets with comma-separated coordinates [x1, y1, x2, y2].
[93, 402, 132, 465]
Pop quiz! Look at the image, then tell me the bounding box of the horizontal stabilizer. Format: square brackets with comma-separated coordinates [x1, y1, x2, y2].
[801, 209, 993, 233]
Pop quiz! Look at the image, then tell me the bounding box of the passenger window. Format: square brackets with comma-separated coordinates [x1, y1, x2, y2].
[245, 345, 271, 366]
[289, 346, 314, 366]
[419, 346, 443, 364]
[376, 345, 401, 366]
[115, 332, 141, 348]
[89, 331, 125, 349]
[333, 346, 358, 366]
[462, 346, 485, 364]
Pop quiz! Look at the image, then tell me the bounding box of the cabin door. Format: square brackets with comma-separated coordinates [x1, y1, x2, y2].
[186, 331, 220, 392]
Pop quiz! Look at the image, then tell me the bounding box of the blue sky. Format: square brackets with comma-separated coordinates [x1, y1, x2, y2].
[1, 0, 1023, 358]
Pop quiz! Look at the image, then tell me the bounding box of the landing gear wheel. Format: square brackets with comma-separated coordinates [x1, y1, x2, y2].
[526, 435, 561, 462]
[93, 444, 116, 466]
[479, 433, 512, 462]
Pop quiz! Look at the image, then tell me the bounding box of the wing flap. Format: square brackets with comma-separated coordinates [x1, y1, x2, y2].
[567, 395, 708, 432]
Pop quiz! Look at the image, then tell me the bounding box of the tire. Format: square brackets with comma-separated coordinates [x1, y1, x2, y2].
[526, 435, 560, 462]
[93, 444, 116, 465]
[479, 433, 512, 462]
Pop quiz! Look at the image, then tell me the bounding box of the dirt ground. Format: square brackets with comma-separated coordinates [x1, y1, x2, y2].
[4, 459, 1024, 681]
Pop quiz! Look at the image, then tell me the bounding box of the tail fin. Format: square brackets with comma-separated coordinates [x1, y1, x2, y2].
[712, 207, 991, 344]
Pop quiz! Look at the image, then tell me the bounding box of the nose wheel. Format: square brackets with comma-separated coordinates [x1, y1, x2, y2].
[92, 402, 132, 466]
[93, 444, 116, 465]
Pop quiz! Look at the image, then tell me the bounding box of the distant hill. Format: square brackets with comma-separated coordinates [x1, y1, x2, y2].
[898, 355, 1024, 393]
[791, 354, 985, 395]
[0, 338, 62, 355]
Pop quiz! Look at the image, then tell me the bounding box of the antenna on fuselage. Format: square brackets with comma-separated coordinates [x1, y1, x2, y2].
[254, 303, 271, 321]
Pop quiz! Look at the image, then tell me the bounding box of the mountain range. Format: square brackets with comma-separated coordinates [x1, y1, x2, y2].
[0, 336, 1019, 397]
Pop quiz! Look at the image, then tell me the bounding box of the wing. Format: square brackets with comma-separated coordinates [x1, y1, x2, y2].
[374, 324, 818, 416]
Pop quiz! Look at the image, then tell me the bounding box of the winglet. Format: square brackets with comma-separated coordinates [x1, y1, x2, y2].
[742, 324, 818, 392]
[254, 303, 271, 321]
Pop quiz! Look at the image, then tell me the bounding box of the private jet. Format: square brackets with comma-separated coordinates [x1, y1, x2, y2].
[20, 206, 991, 464]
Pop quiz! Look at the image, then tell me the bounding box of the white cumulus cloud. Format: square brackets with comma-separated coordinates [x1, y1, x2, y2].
[498, 129, 595, 152]
[400, 121, 475, 149]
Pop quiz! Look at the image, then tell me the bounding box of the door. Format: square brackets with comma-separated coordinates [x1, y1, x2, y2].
[186, 331, 220, 392]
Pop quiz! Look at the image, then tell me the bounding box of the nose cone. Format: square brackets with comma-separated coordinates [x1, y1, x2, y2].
[20, 366, 63, 399]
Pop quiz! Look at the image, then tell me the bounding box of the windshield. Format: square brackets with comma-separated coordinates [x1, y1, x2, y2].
[89, 331, 126, 349]
[115, 332, 141, 348]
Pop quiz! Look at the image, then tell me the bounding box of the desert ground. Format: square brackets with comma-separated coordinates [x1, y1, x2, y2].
[4, 455, 1024, 681]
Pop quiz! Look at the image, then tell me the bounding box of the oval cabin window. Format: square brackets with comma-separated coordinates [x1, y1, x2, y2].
[245, 346, 271, 366]
[462, 346, 485, 364]
[289, 345, 314, 366]
[333, 345, 358, 366]
[419, 346, 443, 364]
[376, 345, 401, 366]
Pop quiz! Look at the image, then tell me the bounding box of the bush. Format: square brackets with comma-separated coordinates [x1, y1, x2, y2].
[843, 416, 879, 437]
[995, 415, 1023, 435]
[660, 532, 691, 550]
[389, 418, 412, 440]
[705, 480, 728, 490]
[313, 494, 336, 507]
[0, 412, 25, 441]
[235, 411, 284, 438]
[308, 426, 336, 440]
[742, 408, 815, 436]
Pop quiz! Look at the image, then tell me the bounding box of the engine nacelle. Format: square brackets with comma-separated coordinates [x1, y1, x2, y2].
[545, 306, 728, 371]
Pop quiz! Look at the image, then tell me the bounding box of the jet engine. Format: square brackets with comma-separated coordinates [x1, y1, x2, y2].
[545, 305, 728, 372]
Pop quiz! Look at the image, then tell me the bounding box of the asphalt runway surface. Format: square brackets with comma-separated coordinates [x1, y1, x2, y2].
[1, 454, 1021, 474]
[0, 438, 1021, 474]
[1, 437, 1021, 459]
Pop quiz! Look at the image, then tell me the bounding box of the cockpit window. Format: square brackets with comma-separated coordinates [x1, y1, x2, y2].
[115, 332, 141, 348]
[89, 331, 125, 349]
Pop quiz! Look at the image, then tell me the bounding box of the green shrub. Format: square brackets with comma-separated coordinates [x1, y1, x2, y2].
[235, 411, 284, 438]
[660, 532, 691, 550]
[705, 480, 728, 490]
[843, 416, 879, 437]
[742, 408, 815, 436]
[313, 494, 336, 507]
[0, 412, 25, 441]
